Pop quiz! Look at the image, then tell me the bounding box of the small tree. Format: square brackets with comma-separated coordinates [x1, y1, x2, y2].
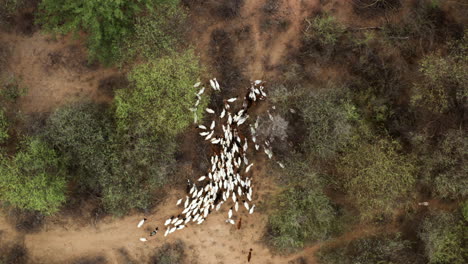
[0, 138, 66, 214]
[338, 138, 416, 220]
[115, 50, 205, 139]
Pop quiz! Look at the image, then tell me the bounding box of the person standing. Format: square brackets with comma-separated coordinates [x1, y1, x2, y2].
[247, 248, 253, 262]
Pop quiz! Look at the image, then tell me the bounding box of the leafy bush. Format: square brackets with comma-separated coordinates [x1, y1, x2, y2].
[121, 4, 188, 62]
[419, 212, 467, 264]
[37, 0, 178, 64]
[317, 233, 424, 264]
[0, 108, 8, 143]
[151, 240, 186, 264]
[411, 32, 467, 114]
[115, 50, 204, 139]
[0, 138, 67, 214]
[338, 138, 416, 220]
[266, 167, 338, 252]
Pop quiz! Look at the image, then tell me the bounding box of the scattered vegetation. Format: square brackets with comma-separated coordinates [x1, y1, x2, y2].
[0, 0, 466, 262]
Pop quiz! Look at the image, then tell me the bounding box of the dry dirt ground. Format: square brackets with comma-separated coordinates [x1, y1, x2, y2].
[0, 0, 444, 263]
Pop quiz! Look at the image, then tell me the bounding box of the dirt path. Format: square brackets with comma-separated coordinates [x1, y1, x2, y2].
[0, 31, 119, 114]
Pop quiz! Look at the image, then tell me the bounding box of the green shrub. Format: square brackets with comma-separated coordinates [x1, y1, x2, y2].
[121, 4, 188, 62]
[115, 50, 204, 139]
[37, 0, 178, 64]
[266, 169, 338, 252]
[0, 108, 8, 143]
[338, 138, 416, 220]
[411, 32, 467, 113]
[420, 212, 467, 264]
[317, 233, 424, 264]
[0, 138, 67, 214]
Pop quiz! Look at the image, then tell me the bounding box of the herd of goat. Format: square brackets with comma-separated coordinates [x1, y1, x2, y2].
[139, 79, 278, 241]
